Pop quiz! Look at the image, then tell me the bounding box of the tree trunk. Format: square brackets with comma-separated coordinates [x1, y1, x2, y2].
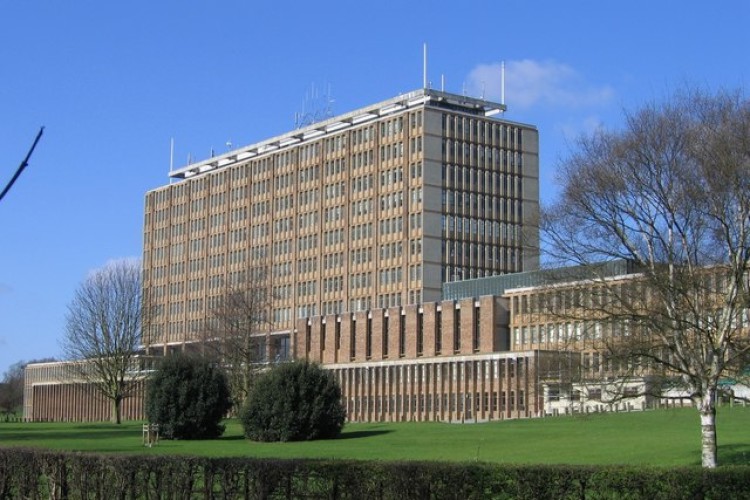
[698, 392, 718, 468]
[112, 396, 122, 425]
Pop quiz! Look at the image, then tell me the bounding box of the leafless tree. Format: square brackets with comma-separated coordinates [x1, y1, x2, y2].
[542, 87, 750, 468]
[61, 260, 146, 424]
[201, 270, 273, 411]
[0, 361, 25, 418]
[0, 358, 56, 419]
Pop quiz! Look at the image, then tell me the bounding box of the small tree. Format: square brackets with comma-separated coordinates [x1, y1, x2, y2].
[201, 270, 273, 411]
[61, 260, 146, 424]
[240, 361, 346, 442]
[145, 354, 232, 440]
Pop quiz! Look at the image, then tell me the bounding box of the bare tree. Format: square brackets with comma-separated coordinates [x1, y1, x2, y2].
[61, 260, 145, 424]
[542, 87, 750, 468]
[201, 270, 273, 411]
[0, 362, 25, 418]
[0, 358, 56, 419]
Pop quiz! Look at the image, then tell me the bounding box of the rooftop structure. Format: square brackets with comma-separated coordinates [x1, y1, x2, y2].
[168, 89, 509, 181]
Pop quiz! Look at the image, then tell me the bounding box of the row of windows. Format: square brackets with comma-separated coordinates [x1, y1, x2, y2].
[442, 114, 522, 150]
[349, 273, 372, 290]
[379, 217, 403, 236]
[380, 142, 404, 162]
[297, 280, 317, 297]
[298, 257, 317, 274]
[323, 252, 343, 270]
[444, 141, 524, 172]
[323, 228, 345, 246]
[443, 216, 521, 241]
[350, 247, 372, 266]
[379, 267, 403, 286]
[324, 181, 346, 199]
[322, 276, 344, 294]
[324, 158, 347, 177]
[443, 165, 522, 197]
[342, 390, 525, 416]
[379, 241, 402, 261]
[442, 263, 519, 283]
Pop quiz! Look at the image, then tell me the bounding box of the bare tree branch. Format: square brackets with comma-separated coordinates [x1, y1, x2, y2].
[0, 127, 44, 203]
[199, 268, 273, 411]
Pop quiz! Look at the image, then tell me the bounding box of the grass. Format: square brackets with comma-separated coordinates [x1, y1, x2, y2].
[1, 407, 749, 466]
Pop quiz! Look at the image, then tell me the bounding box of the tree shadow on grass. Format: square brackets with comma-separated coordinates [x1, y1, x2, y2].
[335, 430, 393, 440]
[717, 444, 750, 465]
[0, 422, 160, 444]
[218, 430, 393, 442]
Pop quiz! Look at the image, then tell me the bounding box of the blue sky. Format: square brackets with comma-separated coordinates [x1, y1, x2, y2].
[1, 1, 748, 375]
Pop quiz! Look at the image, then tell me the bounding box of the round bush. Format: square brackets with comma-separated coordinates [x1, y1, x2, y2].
[145, 354, 232, 439]
[240, 361, 346, 442]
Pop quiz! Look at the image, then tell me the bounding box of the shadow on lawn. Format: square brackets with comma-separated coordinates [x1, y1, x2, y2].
[717, 444, 750, 466]
[218, 429, 393, 441]
[336, 429, 393, 440]
[0, 429, 135, 442]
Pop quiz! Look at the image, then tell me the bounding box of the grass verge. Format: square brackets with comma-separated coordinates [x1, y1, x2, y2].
[1, 406, 748, 466]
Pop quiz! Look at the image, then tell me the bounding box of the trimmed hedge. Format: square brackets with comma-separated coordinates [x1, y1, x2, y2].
[1, 448, 749, 499]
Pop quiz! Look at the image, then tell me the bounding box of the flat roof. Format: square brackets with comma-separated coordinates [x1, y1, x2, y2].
[442, 260, 638, 300]
[166, 88, 525, 182]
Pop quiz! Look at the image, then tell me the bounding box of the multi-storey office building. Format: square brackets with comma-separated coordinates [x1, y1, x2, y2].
[24, 88, 545, 422]
[142, 88, 540, 357]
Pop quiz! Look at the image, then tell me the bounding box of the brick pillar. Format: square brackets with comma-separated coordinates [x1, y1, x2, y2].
[309, 318, 322, 363]
[441, 300, 457, 354]
[422, 302, 437, 357]
[354, 311, 368, 362]
[478, 296, 498, 353]
[323, 315, 338, 364]
[459, 298, 476, 354]
[371, 309, 385, 360]
[340, 315, 354, 362]
[404, 304, 418, 358]
[387, 307, 401, 359]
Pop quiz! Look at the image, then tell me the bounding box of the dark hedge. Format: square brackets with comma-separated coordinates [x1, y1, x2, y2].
[1, 448, 750, 499]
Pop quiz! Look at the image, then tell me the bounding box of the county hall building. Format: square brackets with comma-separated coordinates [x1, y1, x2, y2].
[27, 87, 591, 422]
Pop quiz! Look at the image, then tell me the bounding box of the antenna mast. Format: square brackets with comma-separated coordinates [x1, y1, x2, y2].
[501, 61, 506, 106]
[294, 82, 335, 129]
[423, 43, 427, 89]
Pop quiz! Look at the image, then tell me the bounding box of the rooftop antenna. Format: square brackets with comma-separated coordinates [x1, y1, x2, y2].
[441, 74, 445, 92]
[169, 138, 174, 172]
[294, 82, 334, 128]
[501, 61, 506, 108]
[423, 43, 427, 89]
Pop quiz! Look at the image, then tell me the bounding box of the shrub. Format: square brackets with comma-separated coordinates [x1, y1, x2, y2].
[145, 354, 232, 439]
[240, 361, 346, 441]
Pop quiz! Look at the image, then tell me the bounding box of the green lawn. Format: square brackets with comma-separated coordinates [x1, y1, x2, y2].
[1, 407, 749, 466]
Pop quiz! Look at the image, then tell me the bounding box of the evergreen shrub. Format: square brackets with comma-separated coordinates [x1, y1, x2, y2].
[145, 354, 232, 439]
[240, 361, 346, 441]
